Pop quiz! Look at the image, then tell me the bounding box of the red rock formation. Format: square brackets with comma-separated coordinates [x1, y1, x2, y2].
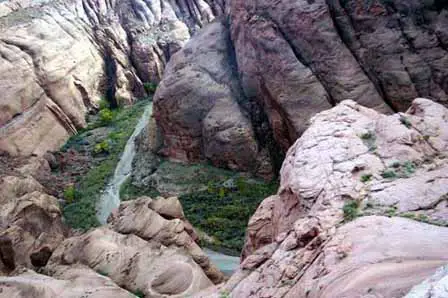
[154, 0, 448, 175]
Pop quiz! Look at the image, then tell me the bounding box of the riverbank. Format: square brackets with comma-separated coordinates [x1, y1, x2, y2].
[51, 97, 277, 259]
[43, 100, 150, 230]
[96, 103, 152, 224]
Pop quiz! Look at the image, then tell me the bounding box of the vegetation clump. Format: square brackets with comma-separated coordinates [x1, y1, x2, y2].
[143, 82, 157, 94]
[381, 160, 417, 180]
[179, 176, 278, 254]
[399, 115, 412, 128]
[359, 131, 377, 152]
[63, 185, 77, 204]
[381, 170, 397, 179]
[343, 200, 360, 222]
[119, 177, 160, 201]
[360, 173, 372, 182]
[99, 108, 113, 124]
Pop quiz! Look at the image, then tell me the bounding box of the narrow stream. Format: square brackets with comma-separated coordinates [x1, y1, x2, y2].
[95, 101, 240, 275]
[96, 103, 153, 224]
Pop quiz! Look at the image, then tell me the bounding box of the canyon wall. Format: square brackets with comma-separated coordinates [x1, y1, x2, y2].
[154, 0, 448, 176]
[0, 0, 220, 156]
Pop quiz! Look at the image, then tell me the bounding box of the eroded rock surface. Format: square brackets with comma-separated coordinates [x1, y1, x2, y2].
[0, 0, 220, 156]
[0, 266, 135, 297]
[47, 226, 213, 297]
[0, 161, 67, 274]
[154, 0, 448, 174]
[0, 152, 224, 296]
[194, 98, 448, 297]
[108, 196, 224, 284]
[43, 196, 223, 297]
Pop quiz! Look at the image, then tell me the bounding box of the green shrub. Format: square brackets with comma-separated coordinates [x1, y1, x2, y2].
[386, 207, 397, 217]
[381, 170, 397, 179]
[360, 174, 372, 182]
[403, 161, 416, 176]
[359, 131, 377, 152]
[360, 131, 375, 140]
[98, 99, 110, 110]
[143, 82, 157, 94]
[99, 108, 113, 125]
[63, 185, 77, 203]
[343, 200, 360, 222]
[93, 140, 110, 155]
[133, 290, 145, 298]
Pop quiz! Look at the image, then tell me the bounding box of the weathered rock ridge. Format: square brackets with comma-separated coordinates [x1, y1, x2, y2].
[0, 0, 221, 156]
[154, 0, 448, 176]
[192, 98, 448, 297]
[0, 156, 224, 296]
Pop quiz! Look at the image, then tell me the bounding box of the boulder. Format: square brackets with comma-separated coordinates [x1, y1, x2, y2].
[0, 190, 66, 272]
[108, 196, 224, 284]
[46, 226, 214, 297]
[0, 175, 44, 204]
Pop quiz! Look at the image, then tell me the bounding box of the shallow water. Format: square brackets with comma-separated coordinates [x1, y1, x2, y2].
[204, 248, 240, 276]
[96, 103, 152, 224]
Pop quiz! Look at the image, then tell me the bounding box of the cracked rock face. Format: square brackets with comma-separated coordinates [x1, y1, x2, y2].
[154, 0, 448, 175]
[0, 0, 220, 156]
[192, 98, 448, 297]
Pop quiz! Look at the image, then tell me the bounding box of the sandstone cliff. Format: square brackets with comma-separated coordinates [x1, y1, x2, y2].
[154, 0, 448, 176]
[0, 0, 220, 156]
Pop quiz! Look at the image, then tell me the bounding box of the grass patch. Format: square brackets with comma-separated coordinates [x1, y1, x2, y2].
[343, 200, 360, 222]
[381, 170, 397, 179]
[99, 108, 113, 125]
[399, 213, 448, 227]
[381, 160, 417, 180]
[119, 176, 161, 201]
[386, 206, 397, 217]
[179, 177, 278, 254]
[62, 101, 148, 230]
[63, 185, 76, 204]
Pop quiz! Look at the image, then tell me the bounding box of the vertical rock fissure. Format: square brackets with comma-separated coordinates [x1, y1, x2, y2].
[326, 0, 397, 112]
[224, 17, 285, 176]
[382, 1, 448, 99]
[262, 14, 336, 107]
[103, 46, 118, 108]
